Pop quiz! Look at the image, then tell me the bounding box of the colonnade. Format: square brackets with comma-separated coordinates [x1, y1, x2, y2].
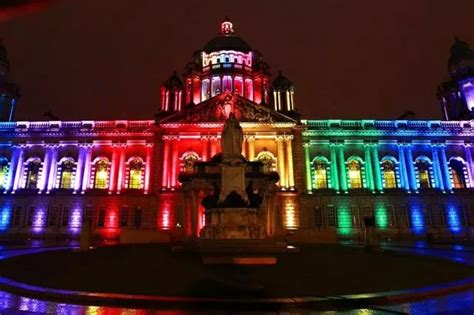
[6, 142, 153, 194]
[304, 141, 474, 193]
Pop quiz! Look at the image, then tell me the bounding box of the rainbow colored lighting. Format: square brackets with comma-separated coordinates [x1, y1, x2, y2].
[337, 205, 352, 235]
[0, 206, 11, 230]
[32, 208, 46, 233]
[68, 208, 82, 234]
[374, 202, 388, 229]
[445, 203, 462, 233]
[409, 204, 425, 234]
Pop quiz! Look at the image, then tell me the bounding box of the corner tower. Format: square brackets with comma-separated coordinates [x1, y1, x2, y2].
[438, 38, 474, 120]
[0, 41, 19, 122]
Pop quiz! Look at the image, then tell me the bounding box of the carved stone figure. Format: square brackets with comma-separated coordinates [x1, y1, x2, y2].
[221, 112, 243, 159]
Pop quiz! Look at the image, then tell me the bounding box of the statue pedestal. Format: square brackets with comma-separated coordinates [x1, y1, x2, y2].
[219, 163, 247, 204]
[201, 208, 265, 239]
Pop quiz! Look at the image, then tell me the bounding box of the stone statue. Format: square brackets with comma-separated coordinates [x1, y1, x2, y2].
[221, 112, 243, 159]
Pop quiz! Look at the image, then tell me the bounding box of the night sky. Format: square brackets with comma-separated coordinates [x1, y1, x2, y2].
[1, 0, 474, 121]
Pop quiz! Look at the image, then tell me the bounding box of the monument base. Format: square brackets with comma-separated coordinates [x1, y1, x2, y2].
[201, 208, 265, 239]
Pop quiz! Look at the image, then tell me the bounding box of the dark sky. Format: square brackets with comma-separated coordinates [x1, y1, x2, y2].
[1, 0, 474, 121]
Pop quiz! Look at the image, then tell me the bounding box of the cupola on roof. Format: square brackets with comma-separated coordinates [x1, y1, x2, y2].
[448, 37, 474, 77]
[272, 71, 294, 90]
[163, 71, 184, 90]
[203, 17, 252, 53]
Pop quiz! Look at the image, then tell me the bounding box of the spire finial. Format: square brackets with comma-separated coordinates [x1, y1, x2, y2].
[220, 17, 234, 36]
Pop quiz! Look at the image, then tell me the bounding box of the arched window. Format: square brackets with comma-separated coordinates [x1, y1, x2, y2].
[313, 158, 329, 189]
[347, 159, 362, 189]
[128, 157, 144, 189]
[92, 158, 109, 189]
[449, 158, 467, 189]
[211, 76, 221, 96]
[58, 158, 75, 189]
[234, 76, 243, 96]
[201, 79, 210, 101]
[244, 78, 253, 100]
[415, 158, 432, 189]
[181, 152, 200, 173]
[256, 151, 276, 173]
[0, 158, 9, 189]
[381, 159, 397, 189]
[25, 158, 41, 189]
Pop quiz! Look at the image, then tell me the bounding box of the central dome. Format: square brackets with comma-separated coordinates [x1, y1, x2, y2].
[203, 18, 252, 53]
[203, 36, 251, 53]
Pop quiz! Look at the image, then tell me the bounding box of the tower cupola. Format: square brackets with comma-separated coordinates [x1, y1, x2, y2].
[271, 71, 295, 112]
[160, 71, 184, 112]
[438, 37, 474, 120]
[0, 40, 18, 122]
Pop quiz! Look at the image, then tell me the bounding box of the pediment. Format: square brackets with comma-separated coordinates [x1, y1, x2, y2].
[158, 92, 297, 124]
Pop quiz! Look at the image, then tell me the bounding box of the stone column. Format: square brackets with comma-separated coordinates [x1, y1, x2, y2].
[161, 136, 171, 189]
[247, 135, 255, 161]
[12, 145, 24, 192]
[431, 145, 444, 190]
[39, 145, 52, 193]
[170, 137, 180, 190]
[242, 136, 247, 159]
[276, 136, 286, 188]
[364, 143, 374, 191]
[397, 144, 409, 191]
[81, 145, 92, 192]
[329, 143, 339, 192]
[108, 144, 119, 193]
[337, 144, 348, 192]
[144, 143, 153, 193]
[464, 143, 474, 188]
[285, 136, 295, 189]
[404, 145, 417, 191]
[371, 144, 383, 192]
[46, 144, 59, 192]
[201, 136, 209, 161]
[210, 136, 218, 158]
[439, 145, 452, 191]
[74, 145, 86, 193]
[7, 146, 19, 191]
[116, 144, 126, 193]
[303, 143, 313, 192]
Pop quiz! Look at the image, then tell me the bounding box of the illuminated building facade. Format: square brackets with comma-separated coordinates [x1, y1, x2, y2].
[0, 20, 473, 241]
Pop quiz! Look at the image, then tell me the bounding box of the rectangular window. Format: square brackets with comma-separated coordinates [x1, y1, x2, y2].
[387, 205, 396, 227]
[396, 205, 409, 227]
[460, 206, 467, 226]
[97, 208, 105, 227]
[326, 205, 336, 227]
[430, 205, 444, 227]
[360, 205, 372, 222]
[48, 205, 58, 226]
[133, 207, 142, 229]
[314, 206, 323, 228]
[466, 205, 474, 227]
[61, 206, 70, 227]
[26, 206, 34, 226]
[120, 206, 129, 227]
[83, 205, 93, 224]
[13, 206, 21, 226]
[351, 205, 360, 227]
